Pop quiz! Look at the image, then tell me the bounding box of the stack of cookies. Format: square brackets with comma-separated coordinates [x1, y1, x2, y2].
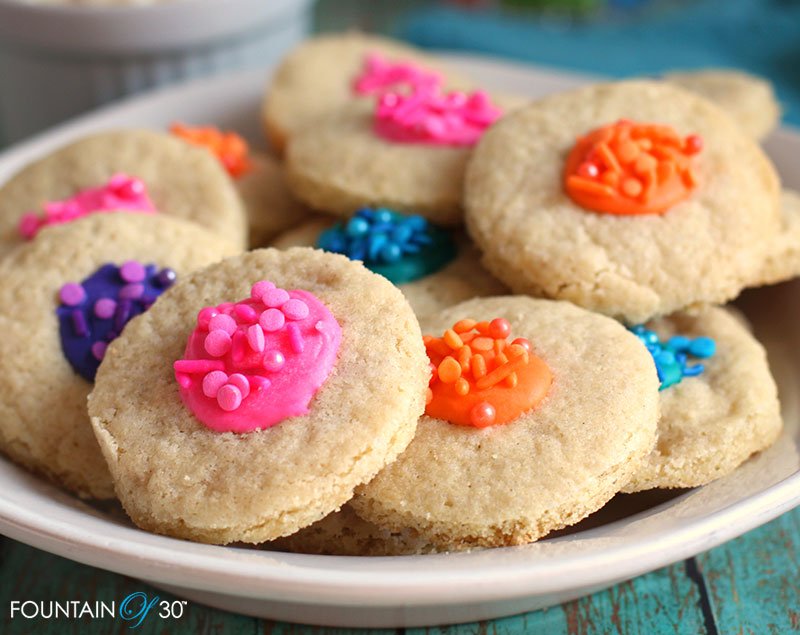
[0, 32, 791, 555]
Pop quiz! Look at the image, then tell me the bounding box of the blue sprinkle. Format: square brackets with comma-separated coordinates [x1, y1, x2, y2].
[346, 217, 370, 237]
[689, 337, 716, 358]
[367, 233, 388, 261]
[391, 225, 413, 244]
[380, 243, 403, 263]
[374, 209, 393, 224]
[629, 324, 716, 390]
[357, 208, 374, 220]
[405, 215, 427, 230]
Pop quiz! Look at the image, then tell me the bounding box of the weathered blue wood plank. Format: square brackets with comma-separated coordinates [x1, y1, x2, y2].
[696, 509, 800, 634]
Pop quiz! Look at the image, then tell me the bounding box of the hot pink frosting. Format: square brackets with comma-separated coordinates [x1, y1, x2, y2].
[374, 86, 502, 147]
[352, 52, 440, 95]
[18, 173, 156, 240]
[173, 281, 342, 433]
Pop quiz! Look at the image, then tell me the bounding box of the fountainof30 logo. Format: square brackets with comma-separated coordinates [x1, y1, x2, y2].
[9, 593, 188, 628]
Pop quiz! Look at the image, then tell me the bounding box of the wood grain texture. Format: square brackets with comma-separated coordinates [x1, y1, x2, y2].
[1, 508, 799, 634]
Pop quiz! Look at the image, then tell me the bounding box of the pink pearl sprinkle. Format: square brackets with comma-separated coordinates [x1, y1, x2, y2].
[59, 283, 86, 306]
[119, 260, 146, 283]
[208, 313, 237, 335]
[94, 298, 116, 319]
[204, 329, 232, 357]
[227, 373, 250, 399]
[119, 283, 144, 300]
[282, 298, 309, 321]
[263, 350, 285, 372]
[234, 303, 257, 323]
[197, 307, 218, 329]
[262, 287, 290, 308]
[259, 308, 285, 332]
[250, 280, 276, 301]
[91, 341, 107, 361]
[202, 370, 228, 398]
[217, 384, 242, 411]
[247, 324, 265, 352]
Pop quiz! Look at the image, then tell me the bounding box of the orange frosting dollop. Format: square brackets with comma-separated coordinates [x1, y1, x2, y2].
[170, 123, 253, 179]
[424, 318, 552, 428]
[564, 119, 702, 216]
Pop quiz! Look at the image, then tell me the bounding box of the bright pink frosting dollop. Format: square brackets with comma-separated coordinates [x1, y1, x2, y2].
[173, 281, 342, 433]
[18, 173, 156, 240]
[352, 52, 440, 95]
[374, 87, 502, 147]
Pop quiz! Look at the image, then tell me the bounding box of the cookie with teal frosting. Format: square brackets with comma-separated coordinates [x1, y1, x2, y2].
[272, 209, 507, 318]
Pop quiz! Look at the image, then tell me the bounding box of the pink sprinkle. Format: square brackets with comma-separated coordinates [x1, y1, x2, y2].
[176, 372, 192, 388]
[259, 308, 285, 332]
[59, 283, 86, 306]
[250, 280, 275, 301]
[234, 303, 257, 323]
[91, 341, 107, 361]
[119, 283, 144, 300]
[262, 287, 290, 308]
[227, 373, 250, 399]
[286, 322, 304, 354]
[202, 370, 228, 398]
[231, 331, 247, 363]
[315, 320, 326, 331]
[247, 324, 265, 352]
[208, 313, 237, 335]
[204, 329, 232, 357]
[18, 214, 39, 240]
[263, 350, 285, 372]
[217, 302, 235, 314]
[282, 298, 309, 321]
[197, 307, 218, 329]
[119, 260, 146, 283]
[353, 52, 441, 96]
[94, 298, 116, 319]
[173, 359, 225, 374]
[217, 384, 242, 411]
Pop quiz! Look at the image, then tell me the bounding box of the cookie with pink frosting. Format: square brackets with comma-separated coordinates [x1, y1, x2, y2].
[0, 213, 238, 499]
[0, 128, 248, 258]
[262, 32, 473, 153]
[88, 247, 428, 544]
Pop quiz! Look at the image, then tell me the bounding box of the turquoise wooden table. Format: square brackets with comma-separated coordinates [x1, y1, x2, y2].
[1, 506, 798, 634]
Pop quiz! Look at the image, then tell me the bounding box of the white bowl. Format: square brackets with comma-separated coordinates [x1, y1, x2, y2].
[0, 55, 798, 629]
[0, 0, 314, 143]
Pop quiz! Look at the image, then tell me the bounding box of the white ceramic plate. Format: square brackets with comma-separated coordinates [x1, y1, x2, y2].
[0, 55, 798, 630]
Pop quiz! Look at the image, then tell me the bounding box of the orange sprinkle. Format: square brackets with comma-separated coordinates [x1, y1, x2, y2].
[475, 321, 490, 334]
[471, 337, 494, 352]
[438, 356, 461, 383]
[470, 354, 487, 379]
[504, 372, 518, 388]
[564, 119, 702, 216]
[453, 319, 477, 333]
[494, 338, 507, 354]
[457, 345, 472, 370]
[455, 377, 470, 396]
[475, 354, 529, 390]
[443, 329, 463, 350]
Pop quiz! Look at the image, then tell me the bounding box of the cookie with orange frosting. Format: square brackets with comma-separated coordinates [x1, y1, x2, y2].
[262, 32, 473, 153]
[169, 123, 310, 247]
[88, 247, 429, 544]
[271, 212, 507, 317]
[0, 129, 248, 257]
[350, 295, 660, 550]
[465, 80, 781, 323]
[0, 214, 239, 499]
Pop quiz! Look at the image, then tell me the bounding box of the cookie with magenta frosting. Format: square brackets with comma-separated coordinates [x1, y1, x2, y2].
[623, 305, 781, 492]
[0, 214, 239, 499]
[349, 295, 660, 550]
[271, 208, 507, 317]
[87, 247, 429, 544]
[263, 32, 473, 153]
[284, 52, 524, 226]
[465, 80, 781, 323]
[169, 124, 310, 247]
[0, 128, 248, 258]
